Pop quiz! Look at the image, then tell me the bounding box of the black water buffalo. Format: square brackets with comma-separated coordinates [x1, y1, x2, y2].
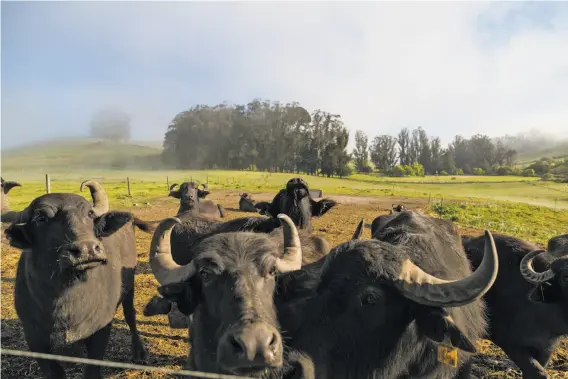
[163, 210, 498, 378]
[1, 177, 22, 223]
[370, 204, 408, 236]
[462, 232, 568, 379]
[168, 181, 226, 219]
[144, 212, 331, 329]
[255, 201, 272, 215]
[239, 193, 259, 213]
[264, 178, 337, 232]
[146, 214, 319, 377]
[2, 181, 153, 379]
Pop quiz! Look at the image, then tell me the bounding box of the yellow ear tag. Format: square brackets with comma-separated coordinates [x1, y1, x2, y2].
[437, 344, 458, 367]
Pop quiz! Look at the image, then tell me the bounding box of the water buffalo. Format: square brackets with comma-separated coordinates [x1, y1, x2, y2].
[264, 178, 337, 232]
[168, 181, 226, 219]
[164, 210, 498, 378]
[2, 181, 153, 379]
[239, 193, 259, 213]
[146, 214, 318, 377]
[1, 177, 22, 223]
[462, 232, 568, 379]
[143, 212, 331, 329]
[255, 201, 272, 215]
[370, 204, 408, 236]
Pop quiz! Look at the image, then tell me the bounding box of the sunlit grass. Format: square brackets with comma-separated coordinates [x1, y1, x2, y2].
[3, 169, 567, 210]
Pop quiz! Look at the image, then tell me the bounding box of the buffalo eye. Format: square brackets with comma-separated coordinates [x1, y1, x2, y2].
[361, 292, 378, 306]
[33, 214, 47, 224]
[88, 210, 96, 219]
[199, 268, 213, 283]
[269, 266, 278, 276]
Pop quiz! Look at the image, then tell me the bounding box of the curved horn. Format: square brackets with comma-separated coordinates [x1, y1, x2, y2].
[276, 214, 303, 272]
[169, 183, 179, 191]
[1, 206, 31, 224]
[352, 218, 364, 240]
[149, 217, 196, 285]
[396, 230, 499, 308]
[2, 181, 22, 194]
[520, 250, 555, 284]
[80, 180, 109, 217]
[200, 183, 209, 191]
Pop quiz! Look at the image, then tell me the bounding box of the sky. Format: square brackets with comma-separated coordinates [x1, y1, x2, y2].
[2, 0, 568, 151]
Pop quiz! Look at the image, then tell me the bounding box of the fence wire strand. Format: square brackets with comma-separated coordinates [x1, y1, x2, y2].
[0, 348, 254, 379]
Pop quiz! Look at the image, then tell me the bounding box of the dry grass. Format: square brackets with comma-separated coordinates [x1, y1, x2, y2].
[1, 191, 567, 378]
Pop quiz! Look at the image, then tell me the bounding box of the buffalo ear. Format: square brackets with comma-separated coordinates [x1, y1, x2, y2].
[169, 191, 181, 199]
[94, 211, 133, 237]
[4, 224, 33, 249]
[311, 199, 337, 217]
[143, 295, 172, 316]
[414, 307, 476, 353]
[197, 189, 209, 198]
[158, 282, 198, 315]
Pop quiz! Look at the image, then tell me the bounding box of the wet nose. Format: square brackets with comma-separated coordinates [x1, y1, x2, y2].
[227, 324, 281, 364]
[68, 240, 105, 259]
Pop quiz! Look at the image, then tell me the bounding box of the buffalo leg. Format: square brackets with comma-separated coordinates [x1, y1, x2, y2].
[24, 332, 66, 379]
[534, 346, 554, 371]
[121, 287, 147, 362]
[454, 360, 472, 379]
[500, 345, 548, 379]
[83, 323, 112, 379]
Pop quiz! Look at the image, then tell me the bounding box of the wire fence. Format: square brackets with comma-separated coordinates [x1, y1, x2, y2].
[0, 348, 254, 379]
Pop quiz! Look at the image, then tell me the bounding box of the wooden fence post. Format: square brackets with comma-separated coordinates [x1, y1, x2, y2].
[428, 192, 432, 205]
[166, 176, 169, 190]
[45, 174, 51, 194]
[206, 175, 209, 186]
[127, 177, 131, 196]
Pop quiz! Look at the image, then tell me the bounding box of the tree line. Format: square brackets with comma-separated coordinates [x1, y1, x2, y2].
[160, 98, 566, 179]
[162, 100, 351, 177]
[354, 127, 520, 176]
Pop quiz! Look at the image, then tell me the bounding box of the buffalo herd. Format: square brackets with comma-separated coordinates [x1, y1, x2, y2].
[1, 176, 567, 379]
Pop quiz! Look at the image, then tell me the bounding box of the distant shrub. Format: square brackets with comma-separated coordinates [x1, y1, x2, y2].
[360, 165, 372, 174]
[411, 162, 425, 176]
[522, 168, 535, 177]
[472, 168, 485, 175]
[542, 173, 555, 181]
[457, 168, 464, 175]
[439, 170, 449, 176]
[391, 165, 406, 177]
[496, 166, 513, 176]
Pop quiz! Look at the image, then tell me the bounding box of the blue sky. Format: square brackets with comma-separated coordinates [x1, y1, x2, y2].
[2, 1, 568, 150]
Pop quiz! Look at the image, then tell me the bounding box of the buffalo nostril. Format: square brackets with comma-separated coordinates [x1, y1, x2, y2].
[94, 245, 101, 253]
[68, 247, 81, 256]
[268, 332, 277, 351]
[230, 335, 245, 355]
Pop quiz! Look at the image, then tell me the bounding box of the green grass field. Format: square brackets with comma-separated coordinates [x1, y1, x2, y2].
[3, 169, 567, 210]
[2, 169, 567, 246]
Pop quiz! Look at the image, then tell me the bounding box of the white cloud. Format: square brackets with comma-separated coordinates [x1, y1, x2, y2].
[2, 1, 568, 149]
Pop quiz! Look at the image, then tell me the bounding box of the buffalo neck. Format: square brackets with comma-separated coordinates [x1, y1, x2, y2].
[20, 245, 123, 346]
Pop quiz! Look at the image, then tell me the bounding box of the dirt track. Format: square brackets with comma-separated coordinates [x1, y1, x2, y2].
[1, 191, 566, 378]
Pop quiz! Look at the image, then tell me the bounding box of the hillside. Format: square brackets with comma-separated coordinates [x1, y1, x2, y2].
[1, 138, 164, 172]
[516, 140, 568, 166]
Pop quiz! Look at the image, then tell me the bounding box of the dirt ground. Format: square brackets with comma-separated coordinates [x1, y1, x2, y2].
[1, 190, 567, 378]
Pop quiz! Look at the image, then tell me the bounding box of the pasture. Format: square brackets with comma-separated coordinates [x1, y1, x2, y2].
[1, 170, 568, 378]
